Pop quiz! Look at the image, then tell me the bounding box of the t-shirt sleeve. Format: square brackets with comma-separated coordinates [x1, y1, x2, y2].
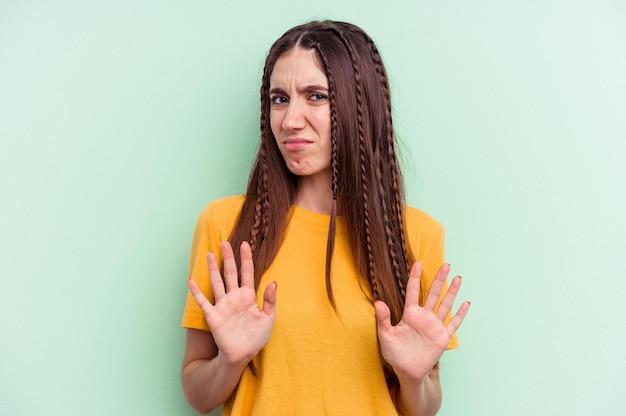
[181, 197, 243, 331]
[406, 208, 459, 350]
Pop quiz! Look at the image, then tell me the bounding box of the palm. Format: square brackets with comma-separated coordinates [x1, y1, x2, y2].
[188, 241, 277, 364]
[206, 284, 274, 362]
[375, 262, 470, 382]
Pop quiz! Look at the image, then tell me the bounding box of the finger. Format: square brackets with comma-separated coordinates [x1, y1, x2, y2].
[446, 301, 471, 337]
[374, 300, 393, 334]
[207, 251, 225, 299]
[404, 261, 422, 307]
[436, 275, 462, 321]
[188, 278, 214, 316]
[423, 263, 450, 311]
[221, 241, 239, 292]
[239, 241, 255, 288]
[262, 281, 278, 319]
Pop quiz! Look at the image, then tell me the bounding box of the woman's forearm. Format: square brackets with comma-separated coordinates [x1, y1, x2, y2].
[395, 368, 442, 416]
[181, 353, 249, 414]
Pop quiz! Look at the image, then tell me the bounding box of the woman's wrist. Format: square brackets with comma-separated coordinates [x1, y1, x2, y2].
[217, 348, 254, 372]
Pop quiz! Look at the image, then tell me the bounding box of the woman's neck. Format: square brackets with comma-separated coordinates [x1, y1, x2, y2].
[294, 174, 333, 214]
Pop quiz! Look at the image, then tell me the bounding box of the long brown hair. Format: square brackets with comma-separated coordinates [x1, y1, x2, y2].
[229, 20, 423, 326]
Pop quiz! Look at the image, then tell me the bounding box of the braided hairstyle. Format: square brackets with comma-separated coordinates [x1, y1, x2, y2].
[229, 20, 426, 328]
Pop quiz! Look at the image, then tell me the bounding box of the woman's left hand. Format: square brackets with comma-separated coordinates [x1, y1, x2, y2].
[374, 262, 470, 383]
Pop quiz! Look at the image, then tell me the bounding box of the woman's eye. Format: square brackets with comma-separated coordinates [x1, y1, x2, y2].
[310, 93, 328, 101]
[270, 96, 288, 105]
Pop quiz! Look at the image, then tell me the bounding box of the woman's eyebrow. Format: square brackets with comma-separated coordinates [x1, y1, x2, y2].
[269, 85, 329, 95]
[299, 85, 328, 94]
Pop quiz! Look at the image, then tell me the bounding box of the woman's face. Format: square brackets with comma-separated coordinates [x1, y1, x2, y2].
[269, 48, 332, 180]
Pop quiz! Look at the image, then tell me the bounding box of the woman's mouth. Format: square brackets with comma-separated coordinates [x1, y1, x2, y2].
[284, 138, 312, 151]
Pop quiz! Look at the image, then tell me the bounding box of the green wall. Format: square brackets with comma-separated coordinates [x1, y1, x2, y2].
[1, 1, 624, 415]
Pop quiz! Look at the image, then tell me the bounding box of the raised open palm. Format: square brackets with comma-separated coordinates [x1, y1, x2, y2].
[375, 262, 470, 382]
[188, 241, 277, 365]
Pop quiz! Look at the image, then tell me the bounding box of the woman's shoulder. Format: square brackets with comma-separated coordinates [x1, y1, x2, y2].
[404, 205, 444, 236]
[197, 194, 245, 230]
[205, 194, 246, 212]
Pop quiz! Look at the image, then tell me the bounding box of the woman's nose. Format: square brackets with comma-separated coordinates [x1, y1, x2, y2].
[282, 101, 306, 131]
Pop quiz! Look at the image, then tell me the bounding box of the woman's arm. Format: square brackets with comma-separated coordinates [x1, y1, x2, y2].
[181, 241, 277, 413]
[375, 262, 470, 416]
[394, 366, 442, 416]
[181, 329, 249, 413]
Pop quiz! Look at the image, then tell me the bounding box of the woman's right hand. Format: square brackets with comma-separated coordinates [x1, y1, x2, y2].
[187, 240, 277, 366]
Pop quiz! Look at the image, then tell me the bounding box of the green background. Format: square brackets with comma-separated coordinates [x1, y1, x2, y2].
[1, 1, 625, 415]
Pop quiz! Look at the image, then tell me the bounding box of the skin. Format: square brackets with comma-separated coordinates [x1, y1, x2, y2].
[182, 242, 277, 413]
[376, 262, 470, 416]
[269, 48, 333, 214]
[181, 47, 471, 415]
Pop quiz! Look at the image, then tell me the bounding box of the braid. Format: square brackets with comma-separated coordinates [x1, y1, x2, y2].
[243, 66, 277, 378]
[377, 162, 406, 299]
[315, 43, 339, 308]
[312, 40, 340, 199]
[331, 28, 379, 299]
[249, 150, 268, 252]
[362, 147, 378, 299]
[367, 36, 411, 298]
[249, 70, 272, 283]
[248, 195, 263, 250]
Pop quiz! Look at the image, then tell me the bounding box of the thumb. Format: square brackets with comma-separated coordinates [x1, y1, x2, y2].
[374, 300, 392, 333]
[262, 281, 277, 319]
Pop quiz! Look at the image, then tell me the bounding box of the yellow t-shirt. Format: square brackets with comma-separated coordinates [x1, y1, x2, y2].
[181, 195, 458, 415]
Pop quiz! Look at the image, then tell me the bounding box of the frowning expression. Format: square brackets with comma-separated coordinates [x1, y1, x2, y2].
[269, 48, 332, 180]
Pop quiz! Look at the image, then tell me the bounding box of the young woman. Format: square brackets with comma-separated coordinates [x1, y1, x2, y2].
[181, 20, 470, 415]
